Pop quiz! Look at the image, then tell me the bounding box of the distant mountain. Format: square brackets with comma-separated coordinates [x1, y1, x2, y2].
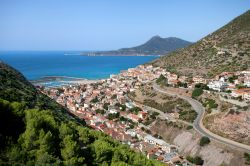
[151, 10, 250, 77]
[84, 36, 192, 56]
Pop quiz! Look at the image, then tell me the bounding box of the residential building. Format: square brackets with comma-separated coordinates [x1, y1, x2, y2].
[193, 76, 207, 84]
[231, 88, 250, 100]
[208, 81, 228, 92]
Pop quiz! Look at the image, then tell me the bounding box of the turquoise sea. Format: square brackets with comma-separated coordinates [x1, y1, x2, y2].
[0, 51, 158, 86]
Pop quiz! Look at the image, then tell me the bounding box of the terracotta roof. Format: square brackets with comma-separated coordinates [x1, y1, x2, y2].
[157, 155, 164, 161]
[234, 88, 250, 94]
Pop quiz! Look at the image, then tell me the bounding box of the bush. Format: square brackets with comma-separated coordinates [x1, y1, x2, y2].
[91, 97, 99, 103]
[107, 112, 120, 120]
[195, 83, 209, 90]
[228, 75, 238, 83]
[128, 107, 142, 115]
[96, 109, 105, 114]
[103, 102, 110, 110]
[199, 136, 210, 146]
[179, 110, 197, 123]
[156, 74, 167, 85]
[236, 84, 247, 89]
[244, 153, 250, 165]
[177, 82, 188, 88]
[192, 88, 203, 98]
[166, 66, 177, 73]
[111, 94, 117, 99]
[115, 103, 126, 111]
[204, 98, 218, 109]
[186, 125, 193, 130]
[186, 156, 204, 165]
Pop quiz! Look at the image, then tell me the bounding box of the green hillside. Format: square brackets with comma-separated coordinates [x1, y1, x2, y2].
[152, 10, 250, 78]
[0, 62, 163, 166]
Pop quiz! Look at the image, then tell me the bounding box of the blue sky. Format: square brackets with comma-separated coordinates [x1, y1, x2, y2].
[0, 0, 249, 51]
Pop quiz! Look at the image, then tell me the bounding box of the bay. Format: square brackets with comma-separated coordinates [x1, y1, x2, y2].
[0, 51, 158, 81]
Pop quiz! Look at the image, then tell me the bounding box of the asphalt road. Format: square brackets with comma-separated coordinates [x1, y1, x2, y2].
[153, 83, 250, 153]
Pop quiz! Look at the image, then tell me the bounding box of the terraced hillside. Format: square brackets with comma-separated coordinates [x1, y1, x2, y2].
[152, 10, 250, 78]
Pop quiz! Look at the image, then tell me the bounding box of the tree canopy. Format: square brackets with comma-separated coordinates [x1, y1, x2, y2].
[199, 136, 211, 146]
[0, 99, 163, 165]
[192, 88, 203, 98]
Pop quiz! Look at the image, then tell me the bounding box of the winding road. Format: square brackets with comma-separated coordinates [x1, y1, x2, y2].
[153, 83, 250, 153]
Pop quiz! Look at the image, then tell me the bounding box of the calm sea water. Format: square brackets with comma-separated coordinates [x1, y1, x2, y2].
[0, 51, 157, 81]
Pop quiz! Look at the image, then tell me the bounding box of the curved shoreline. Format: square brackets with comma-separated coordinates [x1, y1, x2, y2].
[41, 76, 88, 80]
[30, 75, 90, 81]
[30, 75, 100, 86]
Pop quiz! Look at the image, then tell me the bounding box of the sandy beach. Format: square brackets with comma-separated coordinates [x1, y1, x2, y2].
[30, 76, 101, 87]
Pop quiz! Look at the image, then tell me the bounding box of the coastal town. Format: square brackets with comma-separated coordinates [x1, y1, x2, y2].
[40, 64, 250, 165]
[1, 1, 250, 165]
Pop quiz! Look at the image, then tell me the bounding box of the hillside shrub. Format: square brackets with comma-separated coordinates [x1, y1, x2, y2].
[244, 153, 250, 165]
[156, 74, 167, 85]
[192, 88, 203, 98]
[186, 156, 204, 165]
[186, 125, 193, 130]
[195, 83, 209, 90]
[199, 136, 210, 146]
[204, 98, 218, 109]
[179, 110, 197, 123]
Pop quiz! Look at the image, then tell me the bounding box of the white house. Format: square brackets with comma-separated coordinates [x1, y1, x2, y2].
[125, 102, 134, 109]
[125, 129, 137, 137]
[108, 106, 118, 114]
[208, 81, 228, 92]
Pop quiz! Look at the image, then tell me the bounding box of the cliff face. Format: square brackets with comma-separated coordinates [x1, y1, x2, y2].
[152, 10, 250, 78]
